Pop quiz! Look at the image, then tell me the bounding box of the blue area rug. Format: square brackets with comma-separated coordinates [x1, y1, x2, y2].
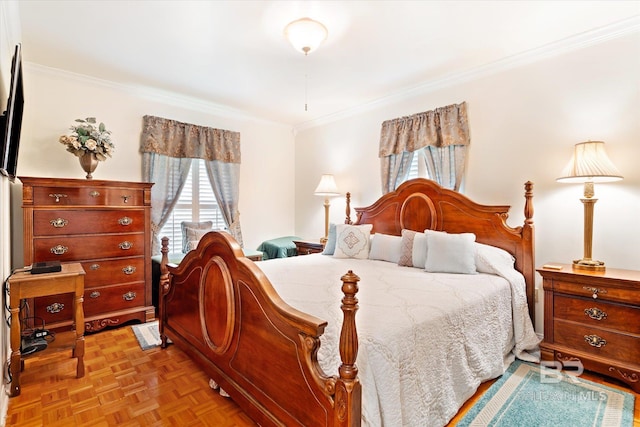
[458, 360, 635, 427]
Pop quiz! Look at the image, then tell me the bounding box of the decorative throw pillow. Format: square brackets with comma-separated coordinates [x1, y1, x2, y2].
[475, 242, 515, 275]
[368, 233, 402, 263]
[424, 231, 477, 274]
[181, 221, 213, 253]
[333, 224, 373, 259]
[398, 229, 416, 266]
[322, 223, 337, 255]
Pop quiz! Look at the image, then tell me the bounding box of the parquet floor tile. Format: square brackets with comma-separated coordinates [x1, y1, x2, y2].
[6, 325, 255, 426]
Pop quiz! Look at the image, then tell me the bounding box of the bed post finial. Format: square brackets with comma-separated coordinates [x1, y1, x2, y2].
[345, 192, 352, 224]
[335, 270, 361, 426]
[524, 181, 534, 225]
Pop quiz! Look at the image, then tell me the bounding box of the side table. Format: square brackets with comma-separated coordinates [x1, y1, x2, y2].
[293, 240, 324, 255]
[7, 262, 86, 396]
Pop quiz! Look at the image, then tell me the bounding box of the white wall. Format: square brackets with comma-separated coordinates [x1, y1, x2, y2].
[293, 31, 640, 333]
[9, 64, 297, 267]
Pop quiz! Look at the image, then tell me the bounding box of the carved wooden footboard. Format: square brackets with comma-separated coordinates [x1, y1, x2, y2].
[159, 232, 361, 427]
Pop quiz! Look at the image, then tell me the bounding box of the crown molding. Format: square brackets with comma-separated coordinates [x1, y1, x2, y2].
[25, 62, 291, 129]
[293, 16, 640, 132]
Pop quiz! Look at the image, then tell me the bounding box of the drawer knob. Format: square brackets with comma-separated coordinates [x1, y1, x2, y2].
[121, 195, 130, 203]
[123, 291, 137, 301]
[122, 266, 136, 275]
[89, 291, 101, 299]
[46, 302, 65, 314]
[583, 286, 607, 299]
[119, 241, 133, 250]
[90, 190, 100, 198]
[50, 217, 68, 228]
[50, 245, 68, 255]
[584, 334, 607, 348]
[118, 216, 133, 226]
[48, 193, 68, 203]
[584, 307, 607, 321]
[90, 264, 100, 270]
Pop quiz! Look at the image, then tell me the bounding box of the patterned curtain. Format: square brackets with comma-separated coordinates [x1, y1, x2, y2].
[379, 102, 470, 193]
[140, 115, 243, 250]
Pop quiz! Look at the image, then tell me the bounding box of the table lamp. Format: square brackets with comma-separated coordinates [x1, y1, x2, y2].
[556, 141, 623, 271]
[314, 174, 340, 244]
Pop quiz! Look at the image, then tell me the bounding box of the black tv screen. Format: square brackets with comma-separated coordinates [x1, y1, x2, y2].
[0, 43, 24, 181]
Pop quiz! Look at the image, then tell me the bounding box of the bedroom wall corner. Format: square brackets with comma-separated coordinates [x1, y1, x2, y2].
[0, 0, 21, 424]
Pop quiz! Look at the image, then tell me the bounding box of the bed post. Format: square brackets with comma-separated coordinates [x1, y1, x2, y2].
[159, 236, 170, 348]
[335, 270, 362, 426]
[345, 192, 352, 224]
[523, 181, 536, 325]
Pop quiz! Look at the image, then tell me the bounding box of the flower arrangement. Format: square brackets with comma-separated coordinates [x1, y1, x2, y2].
[59, 117, 115, 161]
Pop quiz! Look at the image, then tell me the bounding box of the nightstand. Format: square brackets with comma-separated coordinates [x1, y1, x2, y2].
[293, 240, 324, 255]
[7, 263, 86, 397]
[537, 263, 640, 392]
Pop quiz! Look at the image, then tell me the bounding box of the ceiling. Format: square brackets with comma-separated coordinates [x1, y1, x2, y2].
[14, 1, 640, 127]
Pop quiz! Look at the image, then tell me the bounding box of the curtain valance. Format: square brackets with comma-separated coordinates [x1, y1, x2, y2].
[379, 102, 469, 157]
[140, 115, 241, 163]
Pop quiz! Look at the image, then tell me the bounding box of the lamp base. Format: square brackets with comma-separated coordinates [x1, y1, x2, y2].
[572, 258, 606, 272]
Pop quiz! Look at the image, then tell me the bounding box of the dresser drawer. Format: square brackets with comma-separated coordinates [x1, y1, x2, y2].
[33, 186, 144, 207]
[80, 257, 145, 286]
[552, 279, 640, 305]
[84, 282, 146, 316]
[554, 295, 640, 334]
[554, 319, 640, 362]
[33, 233, 145, 262]
[33, 210, 145, 236]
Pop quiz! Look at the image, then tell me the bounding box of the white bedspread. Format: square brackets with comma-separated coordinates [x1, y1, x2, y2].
[257, 254, 540, 427]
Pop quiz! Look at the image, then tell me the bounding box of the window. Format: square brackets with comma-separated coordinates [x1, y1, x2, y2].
[407, 149, 429, 180]
[159, 159, 226, 253]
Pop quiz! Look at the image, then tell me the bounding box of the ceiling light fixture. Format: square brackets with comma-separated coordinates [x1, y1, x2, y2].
[284, 17, 328, 56]
[284, 17, 328, 112]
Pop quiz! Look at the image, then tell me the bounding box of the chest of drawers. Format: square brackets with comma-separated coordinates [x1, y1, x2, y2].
[20, 177, 155, 333]
[538, 264, 640, 392]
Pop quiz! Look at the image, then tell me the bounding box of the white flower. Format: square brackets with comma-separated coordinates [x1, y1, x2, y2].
[58, 117, 115, 161]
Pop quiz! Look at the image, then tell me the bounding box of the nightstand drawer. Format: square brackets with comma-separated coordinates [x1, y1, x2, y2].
[553, 279, 640, 304]
[554, 319, 640, 362]
[554, 295, 640, 334]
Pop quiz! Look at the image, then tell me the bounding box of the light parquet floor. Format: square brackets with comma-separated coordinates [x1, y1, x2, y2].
[6, 324, 640, 426]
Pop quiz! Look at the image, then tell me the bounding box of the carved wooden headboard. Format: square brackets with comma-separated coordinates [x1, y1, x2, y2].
[346, 178, 535, 323]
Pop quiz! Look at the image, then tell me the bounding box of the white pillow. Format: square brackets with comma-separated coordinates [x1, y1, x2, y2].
[412, 232, 429, 268]
[333, 224, 373, 259]
[475, 242, 515, 275]
[368, 233, 402, 263]
[424, 230, 477, 274]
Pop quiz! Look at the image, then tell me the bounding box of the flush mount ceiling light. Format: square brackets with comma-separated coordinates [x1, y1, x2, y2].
[284, 17, 328, 55]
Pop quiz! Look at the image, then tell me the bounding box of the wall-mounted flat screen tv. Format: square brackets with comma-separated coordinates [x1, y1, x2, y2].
[0, 43, 24, 182]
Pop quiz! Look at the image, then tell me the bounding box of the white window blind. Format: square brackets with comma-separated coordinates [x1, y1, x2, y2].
[159, 159, 226, 253]
[407, 150, 430, 180]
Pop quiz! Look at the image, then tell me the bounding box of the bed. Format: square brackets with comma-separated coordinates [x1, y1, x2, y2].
[158, 178, 539, 426]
